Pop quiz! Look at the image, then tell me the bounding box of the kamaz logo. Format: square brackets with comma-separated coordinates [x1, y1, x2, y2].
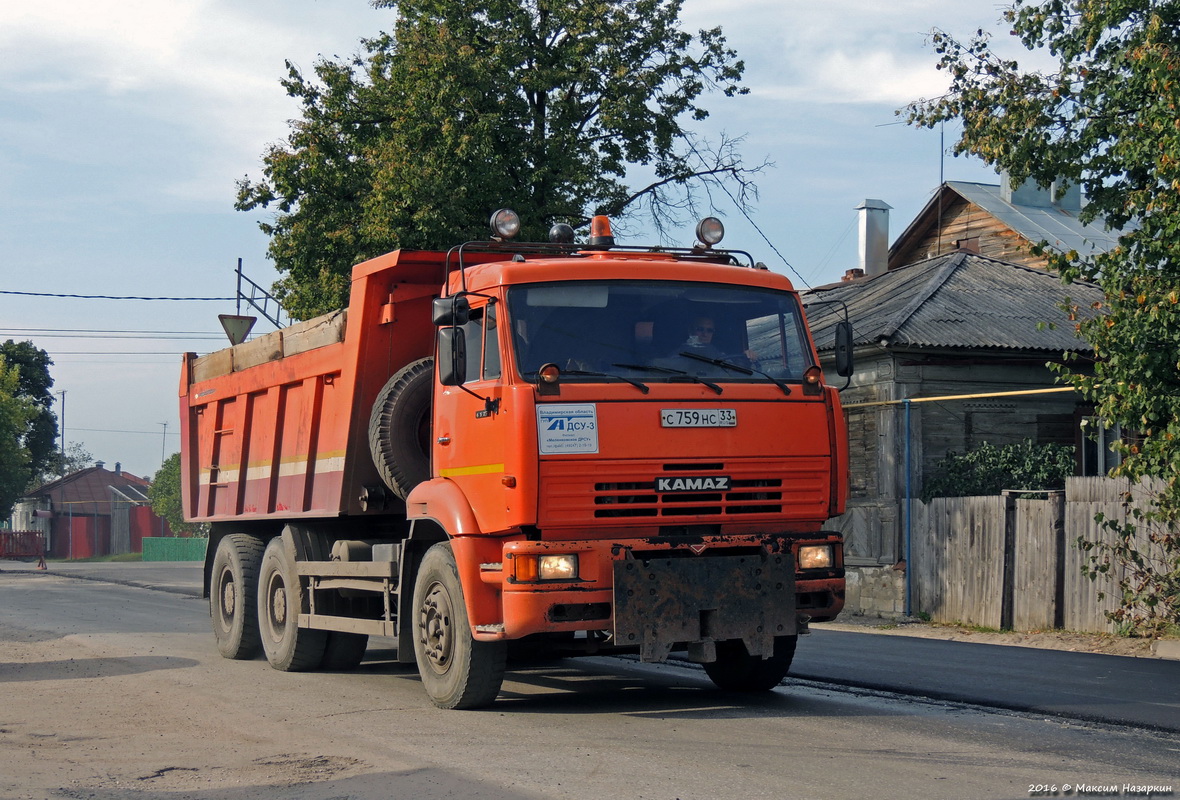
[654, 476, 731, 493]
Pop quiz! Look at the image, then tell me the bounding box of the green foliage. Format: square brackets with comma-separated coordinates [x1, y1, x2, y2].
[905, 0, 1180, 631]
[1, 340, 58, 483]
[149, 453, 204, 536]
[921, 439, 1075, 502]
[237, 0, 757, 319]
[0, 356, 36, 519]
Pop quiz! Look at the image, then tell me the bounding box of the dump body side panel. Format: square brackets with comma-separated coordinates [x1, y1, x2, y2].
[180, 251, 450, 523]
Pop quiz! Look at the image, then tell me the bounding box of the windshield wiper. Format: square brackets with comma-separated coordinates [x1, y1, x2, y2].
[612, 362, 723, 395]
[677, 351, 792, 396]
[562, 369, 650, 394]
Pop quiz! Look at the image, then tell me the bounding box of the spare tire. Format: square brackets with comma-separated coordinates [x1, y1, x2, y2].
[368, 357, 434, 500]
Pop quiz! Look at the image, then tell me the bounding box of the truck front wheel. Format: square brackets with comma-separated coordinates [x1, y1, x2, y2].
[257, 537, 328, 671]
[703, 635, 797, 692]
[412, 542, 506, 709]
[210, 533, 265, 660]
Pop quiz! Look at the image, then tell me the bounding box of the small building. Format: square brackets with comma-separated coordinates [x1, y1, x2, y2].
[12, 462, 171, 558]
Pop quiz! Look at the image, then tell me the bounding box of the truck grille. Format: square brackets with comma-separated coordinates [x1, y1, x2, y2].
[538, 459, 829, 525]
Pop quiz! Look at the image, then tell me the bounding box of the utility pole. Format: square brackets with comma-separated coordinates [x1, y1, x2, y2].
[57, 390, 66, 476]
[160, 421, 168, 467]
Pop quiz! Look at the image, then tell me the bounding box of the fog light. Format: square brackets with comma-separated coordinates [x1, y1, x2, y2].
[539, 554, 578, 581]
[798, 545, 833, 570]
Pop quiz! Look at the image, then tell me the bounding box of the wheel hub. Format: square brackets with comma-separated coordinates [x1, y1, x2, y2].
[220, 573, 236, 616]
[271, 585, 287, 625]
[419, 582, 453, 675]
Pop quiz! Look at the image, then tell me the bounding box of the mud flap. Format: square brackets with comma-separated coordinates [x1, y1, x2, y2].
[612, 552, 796, 663]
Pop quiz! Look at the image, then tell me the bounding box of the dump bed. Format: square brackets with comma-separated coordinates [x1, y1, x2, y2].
[179, 251, 448, 523]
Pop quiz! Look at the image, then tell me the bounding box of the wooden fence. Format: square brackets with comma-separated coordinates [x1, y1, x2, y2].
[911, 476, 1170, 633]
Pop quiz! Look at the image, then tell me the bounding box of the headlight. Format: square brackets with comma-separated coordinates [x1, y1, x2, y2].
[539, 555, 578, 581]
[513, 554, 579, 582]
[798, 545, 833, 570]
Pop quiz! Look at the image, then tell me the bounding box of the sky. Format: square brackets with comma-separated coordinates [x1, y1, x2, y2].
[0, 0, 1027, 482]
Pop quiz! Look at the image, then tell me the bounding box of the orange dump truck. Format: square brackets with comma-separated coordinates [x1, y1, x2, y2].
[181, 213, 851, 708]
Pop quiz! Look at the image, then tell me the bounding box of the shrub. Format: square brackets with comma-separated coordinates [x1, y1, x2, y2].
[921, 439, 1075, 502]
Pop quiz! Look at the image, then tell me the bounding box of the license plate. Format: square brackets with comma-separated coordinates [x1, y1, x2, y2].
[660, 409, 737, 427]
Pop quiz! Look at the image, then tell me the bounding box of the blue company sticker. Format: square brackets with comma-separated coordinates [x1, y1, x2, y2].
[537, 403, 599, 454]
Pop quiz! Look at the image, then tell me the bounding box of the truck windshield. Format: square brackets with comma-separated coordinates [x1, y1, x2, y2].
[507, 280, 814, 383]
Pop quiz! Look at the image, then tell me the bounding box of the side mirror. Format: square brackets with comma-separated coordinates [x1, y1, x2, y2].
[437, 327, 468, 386]
[432, 295, 471, 327]
[834, 321, 854, 378]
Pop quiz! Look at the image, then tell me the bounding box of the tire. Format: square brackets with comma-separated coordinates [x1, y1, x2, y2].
[320, 632, 369, 670]
[257, 537, 328, 671]
[412, 542, 506, 709]
[703, 635, 798, 692]
[368, 358, 434, 500]
[210, 533, 265, 660]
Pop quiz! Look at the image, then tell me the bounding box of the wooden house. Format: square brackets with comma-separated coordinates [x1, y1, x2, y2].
[802, 176, 1120, 616]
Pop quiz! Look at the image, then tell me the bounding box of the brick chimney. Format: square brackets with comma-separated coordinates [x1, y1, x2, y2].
[856, 199, 892, 277]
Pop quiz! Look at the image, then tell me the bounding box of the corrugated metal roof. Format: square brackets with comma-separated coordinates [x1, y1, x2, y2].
[25, 466, 150, 516]
[946, 181, 1125, 257]
[804, 251, 1102, 354]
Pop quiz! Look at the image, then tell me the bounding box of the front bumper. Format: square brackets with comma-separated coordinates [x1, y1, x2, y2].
[478, 533, 845, 657]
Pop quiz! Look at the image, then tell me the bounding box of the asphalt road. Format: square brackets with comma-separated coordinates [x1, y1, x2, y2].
[795, 630, 1180, 734]
[13, 560, 1180, 733]
[1, 562, 1178, 800]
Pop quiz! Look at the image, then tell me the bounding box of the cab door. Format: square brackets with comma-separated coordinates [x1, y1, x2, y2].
[433, 298, 516, 532]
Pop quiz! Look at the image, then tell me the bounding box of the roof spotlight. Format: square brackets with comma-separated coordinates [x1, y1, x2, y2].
[549, 223, 575, 244]
[490, 208, 521, 240]
[695, 217, 725, 248]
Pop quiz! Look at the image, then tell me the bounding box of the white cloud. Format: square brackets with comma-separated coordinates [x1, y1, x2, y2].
[0, 1, 380, 205]
[754, 49, 950, 106]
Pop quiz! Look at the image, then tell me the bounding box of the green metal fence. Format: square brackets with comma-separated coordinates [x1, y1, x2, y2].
[141, 537, 208, 562]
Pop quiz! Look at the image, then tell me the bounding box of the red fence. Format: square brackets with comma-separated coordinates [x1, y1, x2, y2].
[0, 531, 47, 559]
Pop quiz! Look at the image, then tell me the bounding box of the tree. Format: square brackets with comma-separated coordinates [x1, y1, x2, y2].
[237, 0, 758, 319]
[905, 0, 1180, 633]
[1, 340, 59, 484]
[149, 453, 205, 536]
[38, 442, 96, 486]
[0, 356, 36, 519]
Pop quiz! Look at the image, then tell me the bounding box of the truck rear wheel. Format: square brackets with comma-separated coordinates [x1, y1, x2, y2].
[412, 542, 506, 709]
[703, 635, 797, 692]
[258, 537, 328, 671]
[210, 533, 265, 660]
[368, 357, 433, 500]
[320, 632, 369, 670]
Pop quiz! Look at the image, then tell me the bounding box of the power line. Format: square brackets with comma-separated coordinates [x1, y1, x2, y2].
[1, 327, 222, 335]
[41, 352, 186, 355]
[71, 427, 181, 437]
[1, 290, 233, 301]
[1, 333, 223, 340]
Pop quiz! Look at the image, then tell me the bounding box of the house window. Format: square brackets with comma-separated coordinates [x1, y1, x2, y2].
[1080, 417, 1123, 476]
[954, 237, 980, 253]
